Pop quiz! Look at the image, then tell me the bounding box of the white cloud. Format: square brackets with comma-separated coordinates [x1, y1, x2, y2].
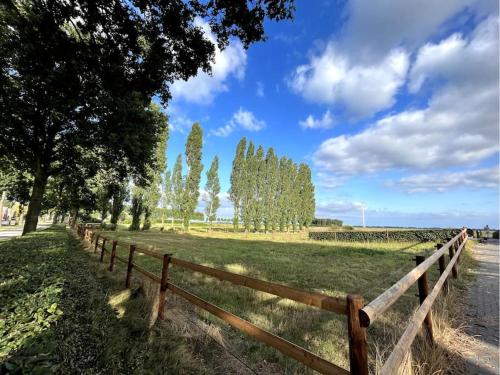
[198, 191, 233, 218]
[299, 110, 334, 130]
[256, 81, 265, 97]
[313, 17, 499, 175]
[211, 108, 266, 137]
[289, 45, 409, 117]
[171, 20, 246, 104]
[389, 167, 500, 193]
[342, 0, 496, 61]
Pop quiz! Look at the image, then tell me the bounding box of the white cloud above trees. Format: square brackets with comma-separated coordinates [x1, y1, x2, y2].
[211, 108, 266, 137]
[299, 110, 334, 130]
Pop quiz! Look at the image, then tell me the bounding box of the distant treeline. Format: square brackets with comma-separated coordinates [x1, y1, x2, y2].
[228, 138, 315, 232]
[311, 218, 343, 227]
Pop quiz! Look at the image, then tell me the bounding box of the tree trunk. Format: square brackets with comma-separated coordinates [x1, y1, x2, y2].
[69, 206, 79, 228]
[22, 167, 48, 235]
[0, 191, 5, 227]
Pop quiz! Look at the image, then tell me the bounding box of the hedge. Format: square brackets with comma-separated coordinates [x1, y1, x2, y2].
[309, 229, 461, 242]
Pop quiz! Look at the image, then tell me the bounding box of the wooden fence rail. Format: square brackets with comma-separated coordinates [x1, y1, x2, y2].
[73, 223, 467, 375]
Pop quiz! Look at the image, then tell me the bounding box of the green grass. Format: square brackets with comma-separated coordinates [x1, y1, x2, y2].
[0, 226, 238, 374]
[96, 226, 467, 373]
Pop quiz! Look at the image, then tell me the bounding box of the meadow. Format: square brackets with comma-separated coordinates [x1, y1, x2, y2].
[95, 224, 475, 373]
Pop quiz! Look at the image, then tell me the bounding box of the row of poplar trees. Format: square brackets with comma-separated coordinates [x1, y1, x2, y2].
[229, 138, 315, 232]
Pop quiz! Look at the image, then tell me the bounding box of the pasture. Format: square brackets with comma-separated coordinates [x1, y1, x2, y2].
[95, 225, 474, 373]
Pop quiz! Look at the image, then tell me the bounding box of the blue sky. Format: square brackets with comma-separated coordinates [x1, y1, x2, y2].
[163, 0, 499, 228]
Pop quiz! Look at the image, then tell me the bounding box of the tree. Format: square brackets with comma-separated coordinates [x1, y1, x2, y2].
[171, 154, 184, 227]
[241, 141, 255, 232]
[129, 185, 144, 231]
[263, 148, 279, 232]
[110, 182, 129, 229]
[204, 156, 220, 228]
[252, 145, 265, 231]
[0, 0, 294, 235]
[229, 138, 247, 230]
[161, 169, 172, 227]
[181, 124, 203, 230]
[298, 163, 315, 229]
[142, 108, 169, 230]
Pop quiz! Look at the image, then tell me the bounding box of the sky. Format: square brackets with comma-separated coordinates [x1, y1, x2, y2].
[162, 0, 499, 229]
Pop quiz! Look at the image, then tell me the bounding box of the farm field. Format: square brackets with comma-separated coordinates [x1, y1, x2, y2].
[95, 225, 475, 373]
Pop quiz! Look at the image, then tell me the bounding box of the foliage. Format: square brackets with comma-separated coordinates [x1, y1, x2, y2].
[0, 0, 294, 235]
[204, 156, 220, 226]
[229, 138, 247, 230]
[181, 124, 203, 230]
[171, 155, 184, 221]
[309, 229, 461, 242]
[312, 218, 343, 227]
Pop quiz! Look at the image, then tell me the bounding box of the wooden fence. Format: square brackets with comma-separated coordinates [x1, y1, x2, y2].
[74, 224, 468, 375]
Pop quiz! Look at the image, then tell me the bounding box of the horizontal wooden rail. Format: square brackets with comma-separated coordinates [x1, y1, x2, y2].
[132, 264, 161, 283]
[115, 254, 128, 264]
[167, 282, 350, 375]
[170, 257, 347, 315]
[359, 229, 466, 327]
[380, 239, 466, 374]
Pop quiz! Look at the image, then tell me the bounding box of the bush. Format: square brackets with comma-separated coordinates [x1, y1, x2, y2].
[493, 230, 499, 239]
[309, 229, 460, 242]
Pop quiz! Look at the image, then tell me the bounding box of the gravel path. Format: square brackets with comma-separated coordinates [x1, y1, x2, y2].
[464, 239, 499, 375]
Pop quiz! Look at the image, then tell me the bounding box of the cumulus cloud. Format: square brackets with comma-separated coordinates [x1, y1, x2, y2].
[388, 167, 500, 193]
[171, 20, 246, 104]
[256, 81, 265, 97]
[299, 110, 334, 130]
[313, 17, 499, 175]
[342, 0, 495, 61]
[289, 45, 409, 118]
[211, 108, 266, 137]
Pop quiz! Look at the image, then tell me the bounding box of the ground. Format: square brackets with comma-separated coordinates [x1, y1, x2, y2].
[0, 225, 478, 374]
[463, 239, 499, 375]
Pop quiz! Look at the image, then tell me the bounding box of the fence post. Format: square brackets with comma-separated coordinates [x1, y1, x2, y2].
[94, 234, 100, 253]
[109, 241, 118, 272]
[347, 294, 369, 375]
[100, 238, 107, 262]
[415, 255, 434, 343]
[126, 245, 136, 288]
[436, 244, 448, 295]
[158, 253, 172, 320]
[448, 240, 458, 278]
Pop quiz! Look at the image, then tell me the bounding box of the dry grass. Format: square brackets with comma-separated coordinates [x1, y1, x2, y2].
[86, 226, 476, 374]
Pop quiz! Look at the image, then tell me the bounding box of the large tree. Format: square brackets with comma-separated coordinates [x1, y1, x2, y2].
[297, 163, 315, 229]
[263, 148, 279, 232]
[229, 137, 247, 230]
[0, 0, 294, 234]
[204, 156, 220, 228]
[241, 141, 255, 232]
[181, 124, 203, 230]
[171, 154, 184, 227]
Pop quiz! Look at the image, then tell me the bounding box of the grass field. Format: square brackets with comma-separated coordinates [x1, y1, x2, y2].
[94, 225, 475, 373]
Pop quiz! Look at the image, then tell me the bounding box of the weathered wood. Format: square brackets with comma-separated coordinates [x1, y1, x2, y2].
[94, 234, 100, 253]
[380, 240, 465, 375]
[126, 245, 136, 288]
[170, 257, 347, 315]
[100, 238, 107, 262]
[109, 241, 118, 272]
[415, 256, 433, 343]
[449, 243, 458, 278]
[436, 244, 448, 295]
[133, 264, 161, 283]
[360, 229, 466, 326]
[158, 254, 172, 319]
[168, 282, 350, 375]
[347, 295, 368, 375]
[115, 254, 128, 264]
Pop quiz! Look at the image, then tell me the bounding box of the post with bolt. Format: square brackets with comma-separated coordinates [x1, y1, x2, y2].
[109, 241, 118, 272]
[126, 245, 136, 288]
[436, 244, 448, 295]
[415, 255, 434, 343]
[347, 294, 369, 375]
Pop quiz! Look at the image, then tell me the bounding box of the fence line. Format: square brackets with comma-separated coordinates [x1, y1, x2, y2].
[74, 223, 468, 375]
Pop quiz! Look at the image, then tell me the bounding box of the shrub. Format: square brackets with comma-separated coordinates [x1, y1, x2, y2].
[309, 229, 460, 242]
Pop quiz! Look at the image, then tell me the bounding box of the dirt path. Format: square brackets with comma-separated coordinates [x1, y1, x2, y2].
[464, 239, 499, 374]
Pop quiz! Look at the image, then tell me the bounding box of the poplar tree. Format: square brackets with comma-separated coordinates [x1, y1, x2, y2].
[241, 141, 255, 232]
[204, 156, 220, 228]
[161, 169, 172, 227]
[263, 148, 279, 232]
[172, 154, 183, 226]
[182, 123, 203, 230]
[277, 157, 288, 231]
[142, 110, 169, 230]
[252, 145, 265, 231]
[110, 182, 128, 229]
[229, 138, 247, 230]
[289, 162, 299, 231]
[298, 163, 315, 229]
[129, 185, 144, 231]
